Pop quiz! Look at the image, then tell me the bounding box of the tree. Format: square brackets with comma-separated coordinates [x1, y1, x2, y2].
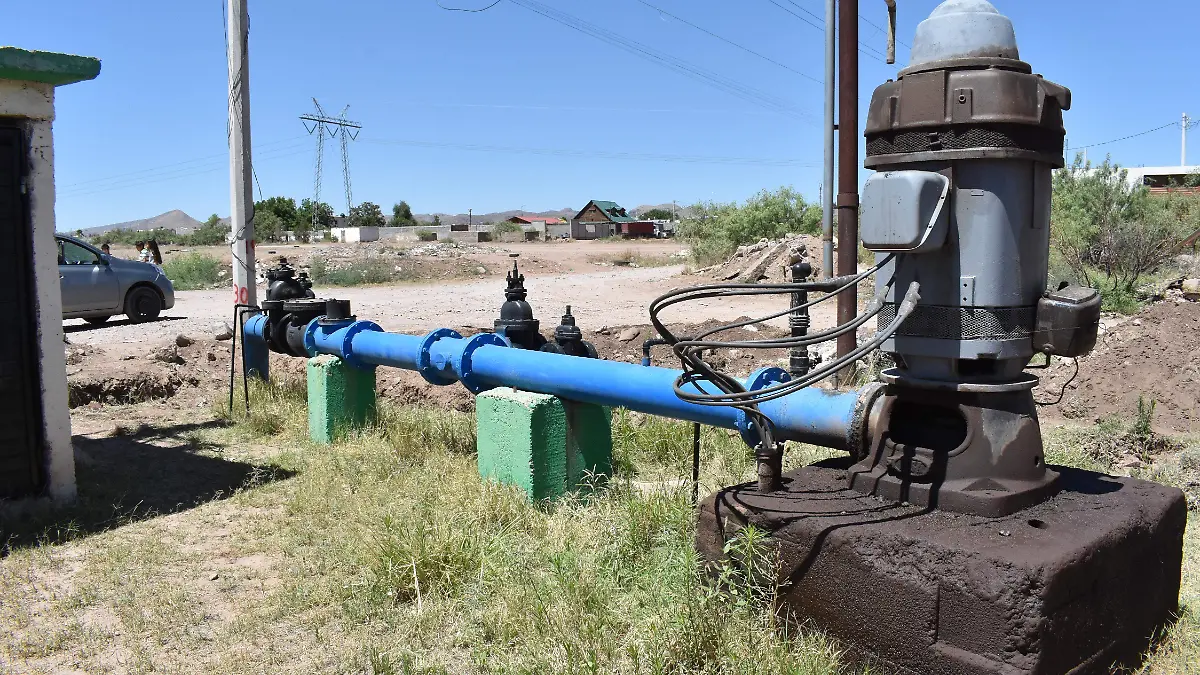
[253, 211, 284, 243]
[189, 213, 229, 245]
[642, 207, 675, 220]
[349, 201, 386, 228]
[432, 214, 442, 227]
[392, 201, 416, 226]
[1051, 155, 1199, 306]
[256, 196, 299, 228]
[298, 198, 335, 230]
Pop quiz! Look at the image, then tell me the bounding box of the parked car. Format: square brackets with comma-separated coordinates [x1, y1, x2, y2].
[56, 235, 175, 324]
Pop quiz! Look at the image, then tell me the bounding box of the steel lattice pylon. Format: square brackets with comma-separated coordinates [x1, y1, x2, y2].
[300, 99, 360, 229]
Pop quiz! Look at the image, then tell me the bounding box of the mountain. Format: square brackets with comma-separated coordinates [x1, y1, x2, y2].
[412, 208, 576, 226]
[80, 209, 203, 236]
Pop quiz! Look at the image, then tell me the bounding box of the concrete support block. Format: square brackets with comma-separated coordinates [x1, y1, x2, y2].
[306, 355, 376, 445]
[476, 388, 612, 501]
[697, 459, 1186, 675]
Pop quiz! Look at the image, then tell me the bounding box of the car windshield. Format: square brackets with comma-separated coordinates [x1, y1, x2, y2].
[59, 239, 100, 265]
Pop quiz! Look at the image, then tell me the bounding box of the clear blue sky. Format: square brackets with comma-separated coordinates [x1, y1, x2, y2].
[7, 0, 1198, 229]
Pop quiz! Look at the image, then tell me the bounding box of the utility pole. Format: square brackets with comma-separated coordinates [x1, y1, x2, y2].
[226, 0, 255, 308]
[821, 0, 835, 279]
[469, 208, 473, 230]
[835, 0, 859, 373]
[1183, 112, 1191, 166]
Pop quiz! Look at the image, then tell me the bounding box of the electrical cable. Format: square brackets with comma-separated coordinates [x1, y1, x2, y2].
[1033, 357, 1079, 407]
[648, 252, 915, 456]
[634, 0, 822, 84]
[763, 0, 894, 65]
[436, 0, 504, 11]
[1067, 122, 1179, 153]
[506, 0, 817, 122]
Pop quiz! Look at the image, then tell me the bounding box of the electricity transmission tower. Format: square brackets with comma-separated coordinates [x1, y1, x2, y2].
[300, 99, 361, 228]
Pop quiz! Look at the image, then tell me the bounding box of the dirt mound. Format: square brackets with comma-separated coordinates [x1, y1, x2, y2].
[698, 234, 824, 283]
[1040, 300, 1200, 433]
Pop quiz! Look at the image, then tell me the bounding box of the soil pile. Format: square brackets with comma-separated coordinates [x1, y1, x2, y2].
[1040, 300, 1200, 433]
[698, 234, 824, 283]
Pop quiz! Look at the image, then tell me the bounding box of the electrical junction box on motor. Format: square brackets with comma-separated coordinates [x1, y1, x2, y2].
[860, 170, 950, 252]
[1034, 284, 1101, 357]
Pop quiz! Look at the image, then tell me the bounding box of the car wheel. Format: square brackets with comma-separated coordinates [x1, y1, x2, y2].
[124, 287, 162, 323]
[84, 315, 111, 325]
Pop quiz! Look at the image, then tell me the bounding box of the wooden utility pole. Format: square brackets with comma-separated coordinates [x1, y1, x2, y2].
[227, 0, 256, 308]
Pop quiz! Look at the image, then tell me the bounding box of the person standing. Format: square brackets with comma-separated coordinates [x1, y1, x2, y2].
[100, 243, 111, 256]
[147, 239, 163, 265]
[135, 240, 150, 263]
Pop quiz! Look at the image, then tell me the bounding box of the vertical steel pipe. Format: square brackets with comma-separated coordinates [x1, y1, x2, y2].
[822, 0, 836, 280]
[836, 0, 860, 371]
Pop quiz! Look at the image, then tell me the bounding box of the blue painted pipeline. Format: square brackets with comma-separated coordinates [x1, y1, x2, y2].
[243, 315, 872, 452]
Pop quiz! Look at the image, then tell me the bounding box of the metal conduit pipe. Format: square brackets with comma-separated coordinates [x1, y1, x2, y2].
[243, 315, 877, 454]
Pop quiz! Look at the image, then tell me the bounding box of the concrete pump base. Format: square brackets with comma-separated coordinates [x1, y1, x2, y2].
[696, 458, 1186, 675]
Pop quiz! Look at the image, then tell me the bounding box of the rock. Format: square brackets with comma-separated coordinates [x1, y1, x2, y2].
[739, 241, 788, 283]
[213, 322, 235, 341]
[595, 326, 611, 335]
[175, 334, 195, 348]
[1118, 457, 1143, 470]
[618, 327, 642, 342]
[475, 266, 487, 274]
[151, 346, 185, 365]
[207, 352, 217, 362]
[1182, 278, 1200, 301]
[1131, 319, 1142, 327]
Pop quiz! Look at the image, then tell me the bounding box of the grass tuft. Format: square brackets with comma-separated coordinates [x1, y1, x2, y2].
[162, 252, 223, 290]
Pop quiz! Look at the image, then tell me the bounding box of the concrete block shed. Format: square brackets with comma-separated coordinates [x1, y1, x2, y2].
[0, 47, 100, 501]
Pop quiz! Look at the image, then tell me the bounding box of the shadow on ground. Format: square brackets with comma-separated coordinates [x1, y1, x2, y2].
[0, 420, 294, 554]
[63, 315, 186, 334]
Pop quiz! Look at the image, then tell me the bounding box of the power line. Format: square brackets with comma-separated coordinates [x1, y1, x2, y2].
[58, 136, 307, 189]
[435, 0, 504, 11]
[361, 137, 819, 167]
[635, 0, 821, 85]
[505, 0, 816, 123]
[765, 0, 893, 65]
[1066, 122, 1180, 153]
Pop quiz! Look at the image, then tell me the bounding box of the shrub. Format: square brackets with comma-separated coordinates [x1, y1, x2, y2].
[678, 187, 821, 265]
[162, 252, 222, 290]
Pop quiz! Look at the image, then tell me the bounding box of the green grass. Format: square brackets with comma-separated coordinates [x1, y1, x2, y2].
[162, 253, 223, 291]
[4, 379, 1199, 673]
[309, 256, 417, 287]
[586, 249, 682, 269]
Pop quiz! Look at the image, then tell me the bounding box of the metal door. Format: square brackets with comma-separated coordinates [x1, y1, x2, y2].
[58, 238, 119, 313]
[0, 125, 45, 498]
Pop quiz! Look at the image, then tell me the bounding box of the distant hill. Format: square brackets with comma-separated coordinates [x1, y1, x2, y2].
[80, 209, 202, 236]
[413, 208, 576, 226]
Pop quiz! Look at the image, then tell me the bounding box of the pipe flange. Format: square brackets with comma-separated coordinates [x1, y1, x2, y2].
[848, 381, 887, 459]
[339, 320, 382, 370]
[304, 316, 353, 357]
[735, 367, 791, 447]
[454, 333, 508, 394]
[417, 328, 463, 385]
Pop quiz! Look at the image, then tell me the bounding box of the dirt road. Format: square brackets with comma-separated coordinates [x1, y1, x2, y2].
[64, 265, 840, 355]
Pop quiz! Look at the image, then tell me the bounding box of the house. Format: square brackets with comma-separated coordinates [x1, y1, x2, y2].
[571, 200, 655, 239]
[1124, 166, 1200, 195]
[507, 215, 570, 240]
[330, 226, 380, 243]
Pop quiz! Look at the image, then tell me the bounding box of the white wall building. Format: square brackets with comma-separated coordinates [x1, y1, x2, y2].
[0, 48, 101, 502]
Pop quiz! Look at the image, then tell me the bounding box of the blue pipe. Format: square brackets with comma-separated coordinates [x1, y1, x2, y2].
[246, 317, 868, 452]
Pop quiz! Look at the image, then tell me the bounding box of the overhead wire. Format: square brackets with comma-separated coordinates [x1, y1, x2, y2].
[764, 0, 893, 65]
[634, 0, 821, 85]
[1066, 122, 1181, 154]
[504, 0, 817, 123]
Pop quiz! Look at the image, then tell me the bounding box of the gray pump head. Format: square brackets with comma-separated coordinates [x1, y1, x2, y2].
[909, 0, 1019, 67]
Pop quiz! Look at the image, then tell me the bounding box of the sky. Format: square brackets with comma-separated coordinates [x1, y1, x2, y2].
[7, 0, 1199, 230]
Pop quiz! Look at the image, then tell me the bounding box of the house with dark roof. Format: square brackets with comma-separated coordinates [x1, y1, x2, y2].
[570, 200, 655, 239]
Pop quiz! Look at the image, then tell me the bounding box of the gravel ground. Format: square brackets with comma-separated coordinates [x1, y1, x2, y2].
[64, 265, 840, 356]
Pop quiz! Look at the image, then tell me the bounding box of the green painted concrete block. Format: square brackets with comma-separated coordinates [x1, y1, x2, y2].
[476, 388, 613, 501]
[565, 401, 613, 489]
[307, 355, 376, 445]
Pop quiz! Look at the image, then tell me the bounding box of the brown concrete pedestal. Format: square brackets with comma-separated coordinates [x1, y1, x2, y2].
[697, 459, 1186, 675]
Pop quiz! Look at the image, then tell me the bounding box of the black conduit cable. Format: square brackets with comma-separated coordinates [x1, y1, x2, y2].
[647, 253, 915, 492]
[228, 304, 261, 416]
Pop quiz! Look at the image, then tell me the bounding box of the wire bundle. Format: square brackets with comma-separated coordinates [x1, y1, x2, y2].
[648, 254, 919, 464]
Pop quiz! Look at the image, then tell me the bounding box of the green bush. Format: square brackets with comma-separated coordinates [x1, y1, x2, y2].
[678, 187, 821, 266]
[310, 257, 411, 287]
[162, 252, 222, 290]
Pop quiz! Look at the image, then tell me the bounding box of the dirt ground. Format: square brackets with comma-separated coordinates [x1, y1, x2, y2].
[1039, 300, 1200, 433]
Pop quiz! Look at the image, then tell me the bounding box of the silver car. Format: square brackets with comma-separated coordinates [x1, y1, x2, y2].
[57, 235, 175, 324]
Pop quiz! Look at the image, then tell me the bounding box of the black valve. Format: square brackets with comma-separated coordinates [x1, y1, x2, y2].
[265, 257, 315, 302]
[540, 305, 598, 359]
[494, 255, 547, 350]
